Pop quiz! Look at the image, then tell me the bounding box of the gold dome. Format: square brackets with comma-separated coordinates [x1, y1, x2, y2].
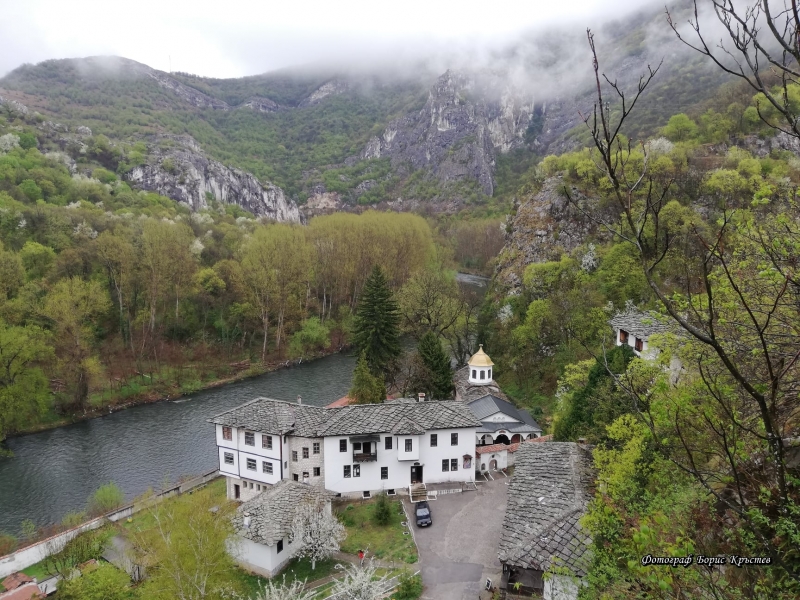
[468, 345, 494, 367]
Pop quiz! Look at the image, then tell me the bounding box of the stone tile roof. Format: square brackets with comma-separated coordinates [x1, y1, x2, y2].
[608, 304, 670, 339]
[454, 366, 510, 403]
[468, 395, 542, 434]
[1, 573, 34, 591]
[233, 480, 336, 546]
[208, 398, 326, 437]
[210, 398, 480, 437]
[319, 401, 481, 436]
[498, 442, 595, 578]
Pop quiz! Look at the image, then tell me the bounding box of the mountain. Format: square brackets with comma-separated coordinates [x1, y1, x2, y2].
[0, 3, 733, 218]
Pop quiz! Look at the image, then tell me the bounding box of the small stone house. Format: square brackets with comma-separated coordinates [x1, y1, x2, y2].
[609, 304, 669, 360]
[231, 480, 336, 577]
[498, 443, 595, 600]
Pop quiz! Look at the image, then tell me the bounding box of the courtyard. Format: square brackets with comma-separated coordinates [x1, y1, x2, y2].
[404, 475, 508, 600]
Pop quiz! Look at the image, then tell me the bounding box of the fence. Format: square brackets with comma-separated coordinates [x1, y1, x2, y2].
[0, 469, 221, 579]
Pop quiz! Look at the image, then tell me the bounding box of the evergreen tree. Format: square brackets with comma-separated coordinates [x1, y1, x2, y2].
[352, 266, 401, 376]
[349, 353, 385, 404]
[417, 331, 454, 399]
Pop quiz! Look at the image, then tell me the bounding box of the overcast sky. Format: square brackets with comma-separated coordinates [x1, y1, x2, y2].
[1, 0, 662, 79]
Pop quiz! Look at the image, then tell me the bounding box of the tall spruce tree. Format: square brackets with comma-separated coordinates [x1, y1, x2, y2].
[352, 266, 401, 376]
[417, 331, 454, 399]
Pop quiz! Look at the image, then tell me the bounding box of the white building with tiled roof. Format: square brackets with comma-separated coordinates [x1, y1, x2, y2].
[209, 397, 480, 500]
[609, 303, 669, 359]
[231, 480, 336, 577]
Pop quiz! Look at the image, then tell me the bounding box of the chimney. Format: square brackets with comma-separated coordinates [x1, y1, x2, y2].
[417, 393, 426, 403]
[297, 395, 302, 405]
[577, 437, 587, 444]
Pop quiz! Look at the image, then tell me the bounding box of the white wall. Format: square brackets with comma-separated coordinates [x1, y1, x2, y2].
[323, 428, 475, 495]
[233, 534, 298, 578]
[483, 411, 521, 423]
[216, 424, 284, 490]
[544, 575, 583, 600]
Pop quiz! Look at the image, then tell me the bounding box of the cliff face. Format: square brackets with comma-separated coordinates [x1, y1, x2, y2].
[495, 177, 612, 290]
[363, 71, 537, 196]
[126, 136, 301, 222]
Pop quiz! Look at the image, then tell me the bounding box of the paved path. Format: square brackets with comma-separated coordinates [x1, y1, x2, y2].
[405, 478, 508, 600]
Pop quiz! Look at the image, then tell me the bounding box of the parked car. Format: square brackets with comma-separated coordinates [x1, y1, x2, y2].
[415, 501, 432, 527]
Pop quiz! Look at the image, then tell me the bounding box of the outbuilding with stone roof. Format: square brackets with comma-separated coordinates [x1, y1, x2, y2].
[498, 442, 595, 600]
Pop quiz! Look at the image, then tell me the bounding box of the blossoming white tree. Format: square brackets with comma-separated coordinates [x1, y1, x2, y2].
[247, 577, 316, 600]
[330, 560, 390, 600]
[291, 500, 346, 570]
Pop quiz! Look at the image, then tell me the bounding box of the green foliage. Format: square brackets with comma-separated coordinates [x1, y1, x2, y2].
[349, 352, 385, 405]
[0, 532, 17, 555]
[372, 492, 392, 526]
[87, 482, 125, 515]
[415, 331, 454, 399]
[57, 563, 133, 600]
[552, 345, 635, 443]
[17, 132, 37, 150]
[0, 320, 51, 447]
[352, 266, 401, 377]
[19, 240, 56, 279]
[394, 571, 424, 600]
[45, 529, 107, 579]
[288, 317, 330, 358]
[662, 113, 699, 141]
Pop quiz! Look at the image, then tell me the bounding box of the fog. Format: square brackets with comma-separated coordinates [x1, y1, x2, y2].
[1, 0, 672, 80]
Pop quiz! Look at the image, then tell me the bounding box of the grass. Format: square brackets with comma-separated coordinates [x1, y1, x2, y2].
[336, 498, 418, 564]
[123, 477, 227, 533]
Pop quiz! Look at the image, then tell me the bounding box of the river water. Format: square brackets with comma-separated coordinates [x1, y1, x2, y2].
[0, 274, 488, 535]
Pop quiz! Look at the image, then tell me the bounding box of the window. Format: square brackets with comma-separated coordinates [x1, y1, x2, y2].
[619, 329, 629, 344]
[293, 474, 299, 481]
[313, 442, 320, 454]
[344, 465, 351, 478]
[257, 484, 261, 491]
[472, 369, 477, 379]
[244, 431, 255, 446]
[249, 482, 254, 489]
[303, 471, 309, 481]
[284, 461, 287, 469]
[222, 426, 232, 441]
[277, 539, 283, 553]
[246, 458, 256, 471]
[480, 370, 485, 380]
[381, 467, 388, 480]
[405, 439, 413, 452]
[385, 436, 392, 450]
[451, 458, 458, 471]
[353, 464, 361, 478]
[292, 451, 298, 462]
[430, 433, 438, 447]
[263, 435, 272, 450]
[224, 452, 234, 465]
[353, 442, 362, 452]
[263, 461, 273, 474]
[635, 337, 644, 352]
[313, 467, 320, 477]
[488, 369, 492, 379]
[340, 439, 347, 452]
[302, 447, 309, 459]
[451, 433, 458, 446]
[442, 459, 449, 472]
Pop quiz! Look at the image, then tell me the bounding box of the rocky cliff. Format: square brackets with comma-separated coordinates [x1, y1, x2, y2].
[362, 70, 536, 196]
[126, 135, 301, 222]
[495, 177, 613, 290]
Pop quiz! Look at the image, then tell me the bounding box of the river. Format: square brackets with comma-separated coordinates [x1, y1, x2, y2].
[0, 274, 489, 536]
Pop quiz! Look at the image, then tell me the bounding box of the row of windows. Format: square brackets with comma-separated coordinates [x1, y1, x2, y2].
[619, 330, 644, 352]
[224, 428, 320, 453]
[292, 443, 321, 461]
[471, 369, 492, 380]
[442, 458, 460, 472]
[338, 433, 459, 452]
[225, 452, 324, 479]
[343, 465, 390, 480]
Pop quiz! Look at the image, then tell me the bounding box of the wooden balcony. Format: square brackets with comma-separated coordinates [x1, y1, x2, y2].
[353, 451, 378, 462]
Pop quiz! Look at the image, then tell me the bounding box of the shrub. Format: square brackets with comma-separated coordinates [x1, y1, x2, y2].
[372, 493, 392, 526]
[88, 482, 125, 515]
[45, 530, 106, 578]
[394, 571, 423, 599]
[0, 532, 17, 555]
[62, 511, 87, 528]
[57, 562, 133, 600]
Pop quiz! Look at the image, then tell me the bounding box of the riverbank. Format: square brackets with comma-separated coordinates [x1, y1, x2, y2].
[7, 346, 349, 441]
